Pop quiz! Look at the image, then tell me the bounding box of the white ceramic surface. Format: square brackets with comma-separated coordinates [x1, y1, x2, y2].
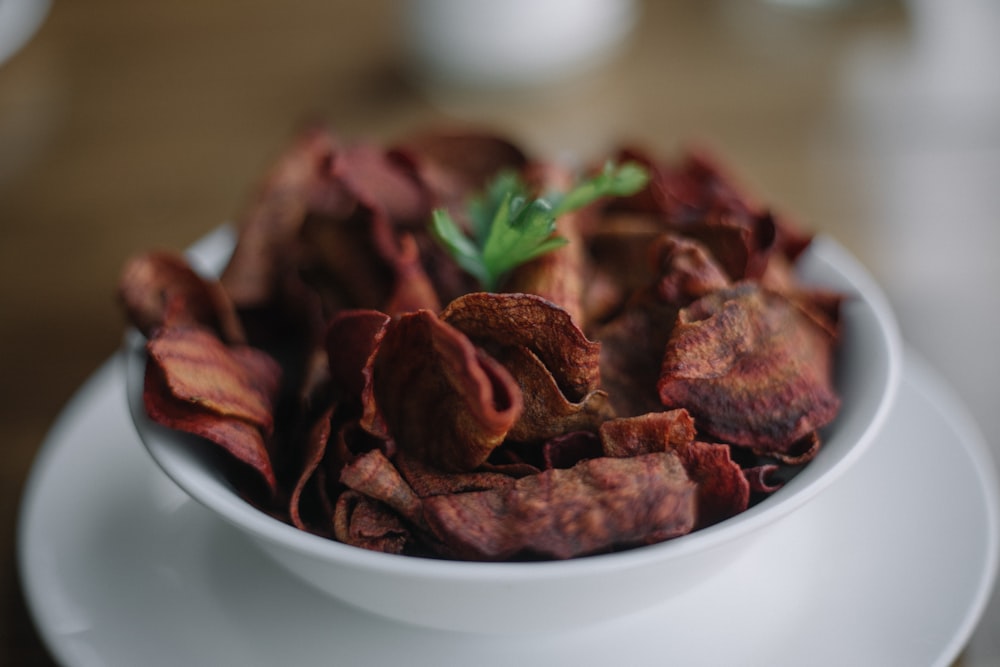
[0, 0, 50, 66]
[120, 227, 901, 633]
[18, 350, 998, 666]
[401, 0, 638, 89]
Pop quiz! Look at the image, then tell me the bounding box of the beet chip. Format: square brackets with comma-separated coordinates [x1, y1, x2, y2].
[651, 234, 731, 306]
[372, 310, 523, 471]
[595, 294, 679, 418]
[422, 453, 697, 560]
[333, 491, 410, 555]
[493, 345, 613, 443]
[441, 292, 601, 401]
[389, 130, 528, 213]
[658, 284, 840, 457]
[325, 310, 390, 402]
[598, 409, 696, 458]
[119, 251, 246, 344]
[144, 325, 282, 490]
[395, 452, 518, 497]
[441, 292, 611, 441]
[599, 411, 749, 527]
[147, 325, 281, 433]
[339, 449, 425, 527]
[290, 407, 334, 531]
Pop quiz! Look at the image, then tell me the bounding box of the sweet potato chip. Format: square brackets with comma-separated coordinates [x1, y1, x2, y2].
[503, 163, 588, 323]
[658, 283, 840, 457]
[422, 453, 697, 560]
[372, 310, 523, 471]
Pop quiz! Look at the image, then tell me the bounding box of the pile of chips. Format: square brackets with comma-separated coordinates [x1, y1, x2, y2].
[119, 128, 842, 561]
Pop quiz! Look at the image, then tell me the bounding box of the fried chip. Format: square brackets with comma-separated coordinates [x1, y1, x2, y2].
[333, 491, 410, 554]
[389, 130, 528, 212]
[289, 407, 334, 531]
[441, 292, 601, 401]
[598, 409, 696, 458]
[651, 234, 731, 306]
[422, 453, 697, 560]
[599, 411, 749, 527]
[541, 431, 603, 469]
[146, 325, 281, 433]
[658, 283, 840, 457]
[221, 126, 344, 309]
[372, 310, 523, 471]
[594, 293, 679, 418]
[119, 251, 246, 343]
[143, 343, 278, 492]
[339, 449, 425, 527]
[491, 345, 613, 443]
[126, 129, 846, 561]
[325, 309, 391, 404]
[503, 162, 588, 323]
[395, 452, 519, 497]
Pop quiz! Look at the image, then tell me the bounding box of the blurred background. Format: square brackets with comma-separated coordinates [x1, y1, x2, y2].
[2, 0, 998, 664]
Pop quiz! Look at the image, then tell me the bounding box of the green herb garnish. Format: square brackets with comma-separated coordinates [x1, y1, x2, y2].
[431, 161, 650, 291]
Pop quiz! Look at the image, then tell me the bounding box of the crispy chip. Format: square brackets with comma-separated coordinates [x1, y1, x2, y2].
[422, 453, 697, 560]
[594, 293, 678, 418]
[651, 234, 731, 305]
[491, 345, 613, 443]
[658, 284, 840, 457]
[333, 491, 410, 554]
[289, 407, 334, 531]
[126, 129, 845, 561]
[146, 325, 281, 433]
[389, 130, 528, 212]
[598, 409, 696, 458]
[339, 449, 425, 527]
[599, 411, 749, 527]
[144, 353, 277, 492]
[395, 452, 519, 497]
[119, 251, 246, 343]
[325, 309, 391, 405]
[372, 310, 523, 471]
[441, 292, 601, 401]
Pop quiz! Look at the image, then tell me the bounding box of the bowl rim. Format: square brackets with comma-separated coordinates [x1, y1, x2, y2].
[125, 228, 902, 581]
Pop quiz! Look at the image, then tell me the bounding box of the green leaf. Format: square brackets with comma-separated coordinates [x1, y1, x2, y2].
[430, 161, 650, 292]
[551, 161, 650, 216]
[431, 209, 491, 287]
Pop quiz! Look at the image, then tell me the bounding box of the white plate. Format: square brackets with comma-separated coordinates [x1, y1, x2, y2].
[17, 348, 998, 667]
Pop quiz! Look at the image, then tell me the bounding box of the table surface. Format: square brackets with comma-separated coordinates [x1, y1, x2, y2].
[3, 1, 998, 664]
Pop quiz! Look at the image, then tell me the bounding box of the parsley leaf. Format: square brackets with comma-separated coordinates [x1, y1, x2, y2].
[431, 161, 649, 291]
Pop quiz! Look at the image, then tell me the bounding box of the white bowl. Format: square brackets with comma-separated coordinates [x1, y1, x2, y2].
[125, 230, 901, 634]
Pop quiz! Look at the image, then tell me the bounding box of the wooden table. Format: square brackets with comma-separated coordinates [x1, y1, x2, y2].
[4, 1, 998, 664]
